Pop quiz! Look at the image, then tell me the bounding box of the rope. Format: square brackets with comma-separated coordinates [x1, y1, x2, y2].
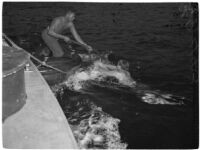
[28, 53, 68, 74]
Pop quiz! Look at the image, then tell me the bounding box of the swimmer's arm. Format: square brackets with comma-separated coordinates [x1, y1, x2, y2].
[48, 19, 66, 40]
[70, 23, 87, 46]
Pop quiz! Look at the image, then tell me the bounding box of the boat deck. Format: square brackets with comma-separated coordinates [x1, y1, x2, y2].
[3, 61, 78, 148]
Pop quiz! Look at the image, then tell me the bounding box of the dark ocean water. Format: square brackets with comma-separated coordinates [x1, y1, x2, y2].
[3, 2, 198, 148]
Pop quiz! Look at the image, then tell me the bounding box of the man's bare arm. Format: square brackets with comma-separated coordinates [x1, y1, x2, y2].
[70, 24, 93, 52]
[70, 23, 87, 45]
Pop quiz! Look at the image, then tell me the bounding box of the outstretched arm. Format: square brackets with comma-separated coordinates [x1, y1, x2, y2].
[70, 23, 86, 45]
[70, 23, 93, 52]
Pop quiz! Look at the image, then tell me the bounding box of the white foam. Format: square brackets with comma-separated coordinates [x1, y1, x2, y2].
[68, 102, 127, 149]
[64, 60, 136, 91]
[141, 92, 184, 105]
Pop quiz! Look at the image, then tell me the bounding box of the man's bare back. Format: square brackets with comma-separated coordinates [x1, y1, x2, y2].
[49, 16, 72, 34]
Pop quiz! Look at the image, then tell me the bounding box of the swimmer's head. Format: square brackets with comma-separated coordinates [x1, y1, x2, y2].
[65, 11, 75, 22]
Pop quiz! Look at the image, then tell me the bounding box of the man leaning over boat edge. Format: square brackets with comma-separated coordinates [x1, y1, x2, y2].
[41, 11, 93, 58]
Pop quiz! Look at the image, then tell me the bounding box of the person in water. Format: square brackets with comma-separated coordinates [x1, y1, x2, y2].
[41, 11, 93, 58]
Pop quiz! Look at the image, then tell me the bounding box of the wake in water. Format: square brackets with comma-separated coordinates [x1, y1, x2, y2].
[54, 89, 127, 149]
[52, 51, 187, 149]
[64, 52, 186, 106]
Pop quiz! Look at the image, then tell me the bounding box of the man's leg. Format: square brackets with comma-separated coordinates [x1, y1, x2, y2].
[42, 29, 64, 57]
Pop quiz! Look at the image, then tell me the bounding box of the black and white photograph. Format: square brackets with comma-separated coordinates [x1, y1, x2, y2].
[2, 1, 198, 149]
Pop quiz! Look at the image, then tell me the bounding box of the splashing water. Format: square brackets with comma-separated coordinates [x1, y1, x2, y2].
[72, 104, 127, 149]
[57, 91, 127, 149]
[140, 92, 185, 105]
[62, 54, 185, 106]
[53, 52, 188, 149]
[64, 60, 136, 91]
[134, 84, 186, 105]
